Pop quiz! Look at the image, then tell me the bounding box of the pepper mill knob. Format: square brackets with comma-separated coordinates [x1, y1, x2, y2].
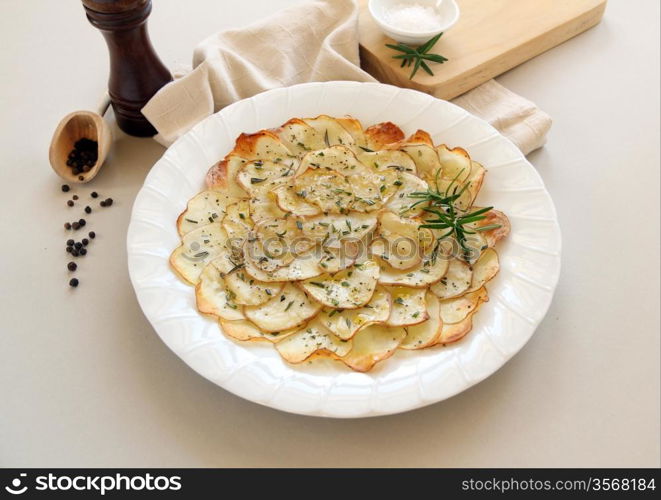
[81, 0, 173, 137]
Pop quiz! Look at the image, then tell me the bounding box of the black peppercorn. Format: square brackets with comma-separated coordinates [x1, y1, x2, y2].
[91, 192, 98, 198]
[79, 219, 86, 227]
[64, 222, 72, 230]
[71, 249, 79, 257]
[67, 239, 74, 246]
[69, 278, 79, 287]
[79, 248, 87, 256]
[88, 231, 96, 239]
[74, 242, 82, 249]
[84, 206, 91, 214]
[105, 198, 113, 206]
[82, 238, 89, 246]
[67, 200, 74, 207]
[61, 184, 70, 192]
[73, 195, 79, 200]
[78, 175, 85, 181]
[100, 200, 106, 207]
[72, 222, 80, 230]
[66, 247, 73, 253]
[67, 262, 77, 271]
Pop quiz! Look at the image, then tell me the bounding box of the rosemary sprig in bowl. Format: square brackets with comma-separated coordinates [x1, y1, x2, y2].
[386, 33, 449, 80]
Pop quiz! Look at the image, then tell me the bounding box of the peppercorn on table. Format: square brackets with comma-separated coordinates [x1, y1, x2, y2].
[0, 0, 658, 467]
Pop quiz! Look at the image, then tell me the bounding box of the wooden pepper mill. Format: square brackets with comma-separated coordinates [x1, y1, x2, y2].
[81, 0, 173, 137]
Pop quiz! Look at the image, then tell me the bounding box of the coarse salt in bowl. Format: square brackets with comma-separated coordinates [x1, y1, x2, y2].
[369, 0, 460, 46]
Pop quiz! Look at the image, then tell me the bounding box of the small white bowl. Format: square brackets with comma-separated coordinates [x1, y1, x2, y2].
[368, 0, 460, 46]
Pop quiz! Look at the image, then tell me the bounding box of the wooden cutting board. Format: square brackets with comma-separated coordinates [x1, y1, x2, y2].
[359, 0, 607, 99]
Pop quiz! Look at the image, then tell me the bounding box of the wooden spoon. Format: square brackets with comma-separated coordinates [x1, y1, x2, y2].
[49, 94, 112, 184]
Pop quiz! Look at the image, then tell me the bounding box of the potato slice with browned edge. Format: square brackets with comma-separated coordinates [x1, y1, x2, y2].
[467, 248, 500, 292]
[400, 143, 441, 182]
[356, 149, 417, 175]
[430, 258, 473, 299]
[401, 292, 443, 349]
[244, 283, 321, 333]
[236, 159, 296, 195]
[300, 260, 379, 309]
[195, 261, 244, 321]
[299, 146, 367, 176]
[223, 267, 284, 306]
[244, 249, 322, 282]
[249, 192, 286, 223]
[365, 122, 405, 150]
[276, 118, 327, 157]
[384, 286, 428, 326]
[170, 222, 230, 285]
[303, 116, 355, 148]
[440, 287, 488, 324]
[177, 190, 239, 236]
[437, 145, 472, 184]
[219, 318, 296, 343]
[340, 324, 406, 372]
[318, 287, 392, 340]
[435, 313, 475, 345]
[276, 317, 351, 364]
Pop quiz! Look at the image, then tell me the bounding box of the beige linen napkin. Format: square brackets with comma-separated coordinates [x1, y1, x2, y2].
[142, 0, 551, 154]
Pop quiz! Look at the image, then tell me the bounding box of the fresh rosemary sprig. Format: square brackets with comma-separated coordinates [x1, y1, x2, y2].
[386, 33, 448, 80]
[408, 168, 501, 255]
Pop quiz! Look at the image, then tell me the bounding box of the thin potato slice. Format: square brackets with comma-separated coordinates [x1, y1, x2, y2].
[273, 185, 322, 216]
[177, 190, 238, 236]
[302, 213, 377, 248]
[249, 192, 286, 223]
[437, 145, 472, 184]
[468, 209, 511, 248]
[293, 169, 353, 214]
[377, 253, 450, 288]
[385, 286, 428, 326]
[170, 222, 230, 285]
[195, 261, 244, 321]
[468, 247, 500, 292]
[301, 260, 379, 309]
[435, 313, 475, 345]
[223, 267, 284, 306]
[400, 143, 441, 182]
[275, 317, 352, 364]
[375, 211, 431, 270]
[400, 292, 443, 350]
[219, 318, 298, 343]
[243, 249, 322, 282]
[300, 146, 367, 176]
[300, 260, 379, 309]
[231, 130, 294, 162]
[222, 200, 253, 248]
[206, 156, 249, 198]
[303, 116, 355, 148]
[348, 172, 386, 212]
[430, 258, 473, 299]
[244, 283, 321, 333]
[340, 324, 406, 372]
[276, 118, 327, 157]
[386, 172, 429, 217]
[319, 246, 356, 273]
[318, 287, 392, 340]
[365, 122, 405, 150]
[466, 161, 486, 204]
[440, 287, 488, 324]
[356, 149, 417, 175]
[236, 159, 296, 195]
[336, 116, 367, 148]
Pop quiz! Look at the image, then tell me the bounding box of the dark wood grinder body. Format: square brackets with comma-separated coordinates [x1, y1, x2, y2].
[82, 0, 172, 137]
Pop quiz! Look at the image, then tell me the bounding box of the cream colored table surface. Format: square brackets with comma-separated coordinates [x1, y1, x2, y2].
[0, 0, 659, 468]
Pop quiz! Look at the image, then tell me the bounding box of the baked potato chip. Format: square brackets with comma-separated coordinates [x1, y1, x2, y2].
[386, 172, 429, 217]
[244, 283, 321, 333]
[222, 200, 253, 248]
[276, 118, 327, 157]
[294, 169, 353, 214]
[377, 252, 450, 288]
[468, 247, 500, 292]
[435, 313, 475, 345]
[170, 222, 230, 285]
[365, 122, 405, 150]
[300, 260, 379, 309]
[437, 145, 472, 183]
[177, 190, 238, 236]
[303, 116, 355, 147]
[400, 292, 443, 349]
[195, 261, 244, 321]
[223, 267, 284, 306]
[244, 249, 322, 282]
[340, 324, 406, 372]
[384, 286, 429, 326]
[440, 287, 488, 324]
[318, 286, 391, 340]
[429, 258, 473, 299]
[249, 192, 286, 223]
[236, 159, 297, 195]
[275, 317, 351, 364]
[273, 184, 322, 217]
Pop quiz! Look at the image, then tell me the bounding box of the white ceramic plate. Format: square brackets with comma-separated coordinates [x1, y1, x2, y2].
[127, 82, 561, 418]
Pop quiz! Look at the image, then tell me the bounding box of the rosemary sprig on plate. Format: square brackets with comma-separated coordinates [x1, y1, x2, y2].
[386, 33, 448, 80]
[408, 169, 501, 256]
